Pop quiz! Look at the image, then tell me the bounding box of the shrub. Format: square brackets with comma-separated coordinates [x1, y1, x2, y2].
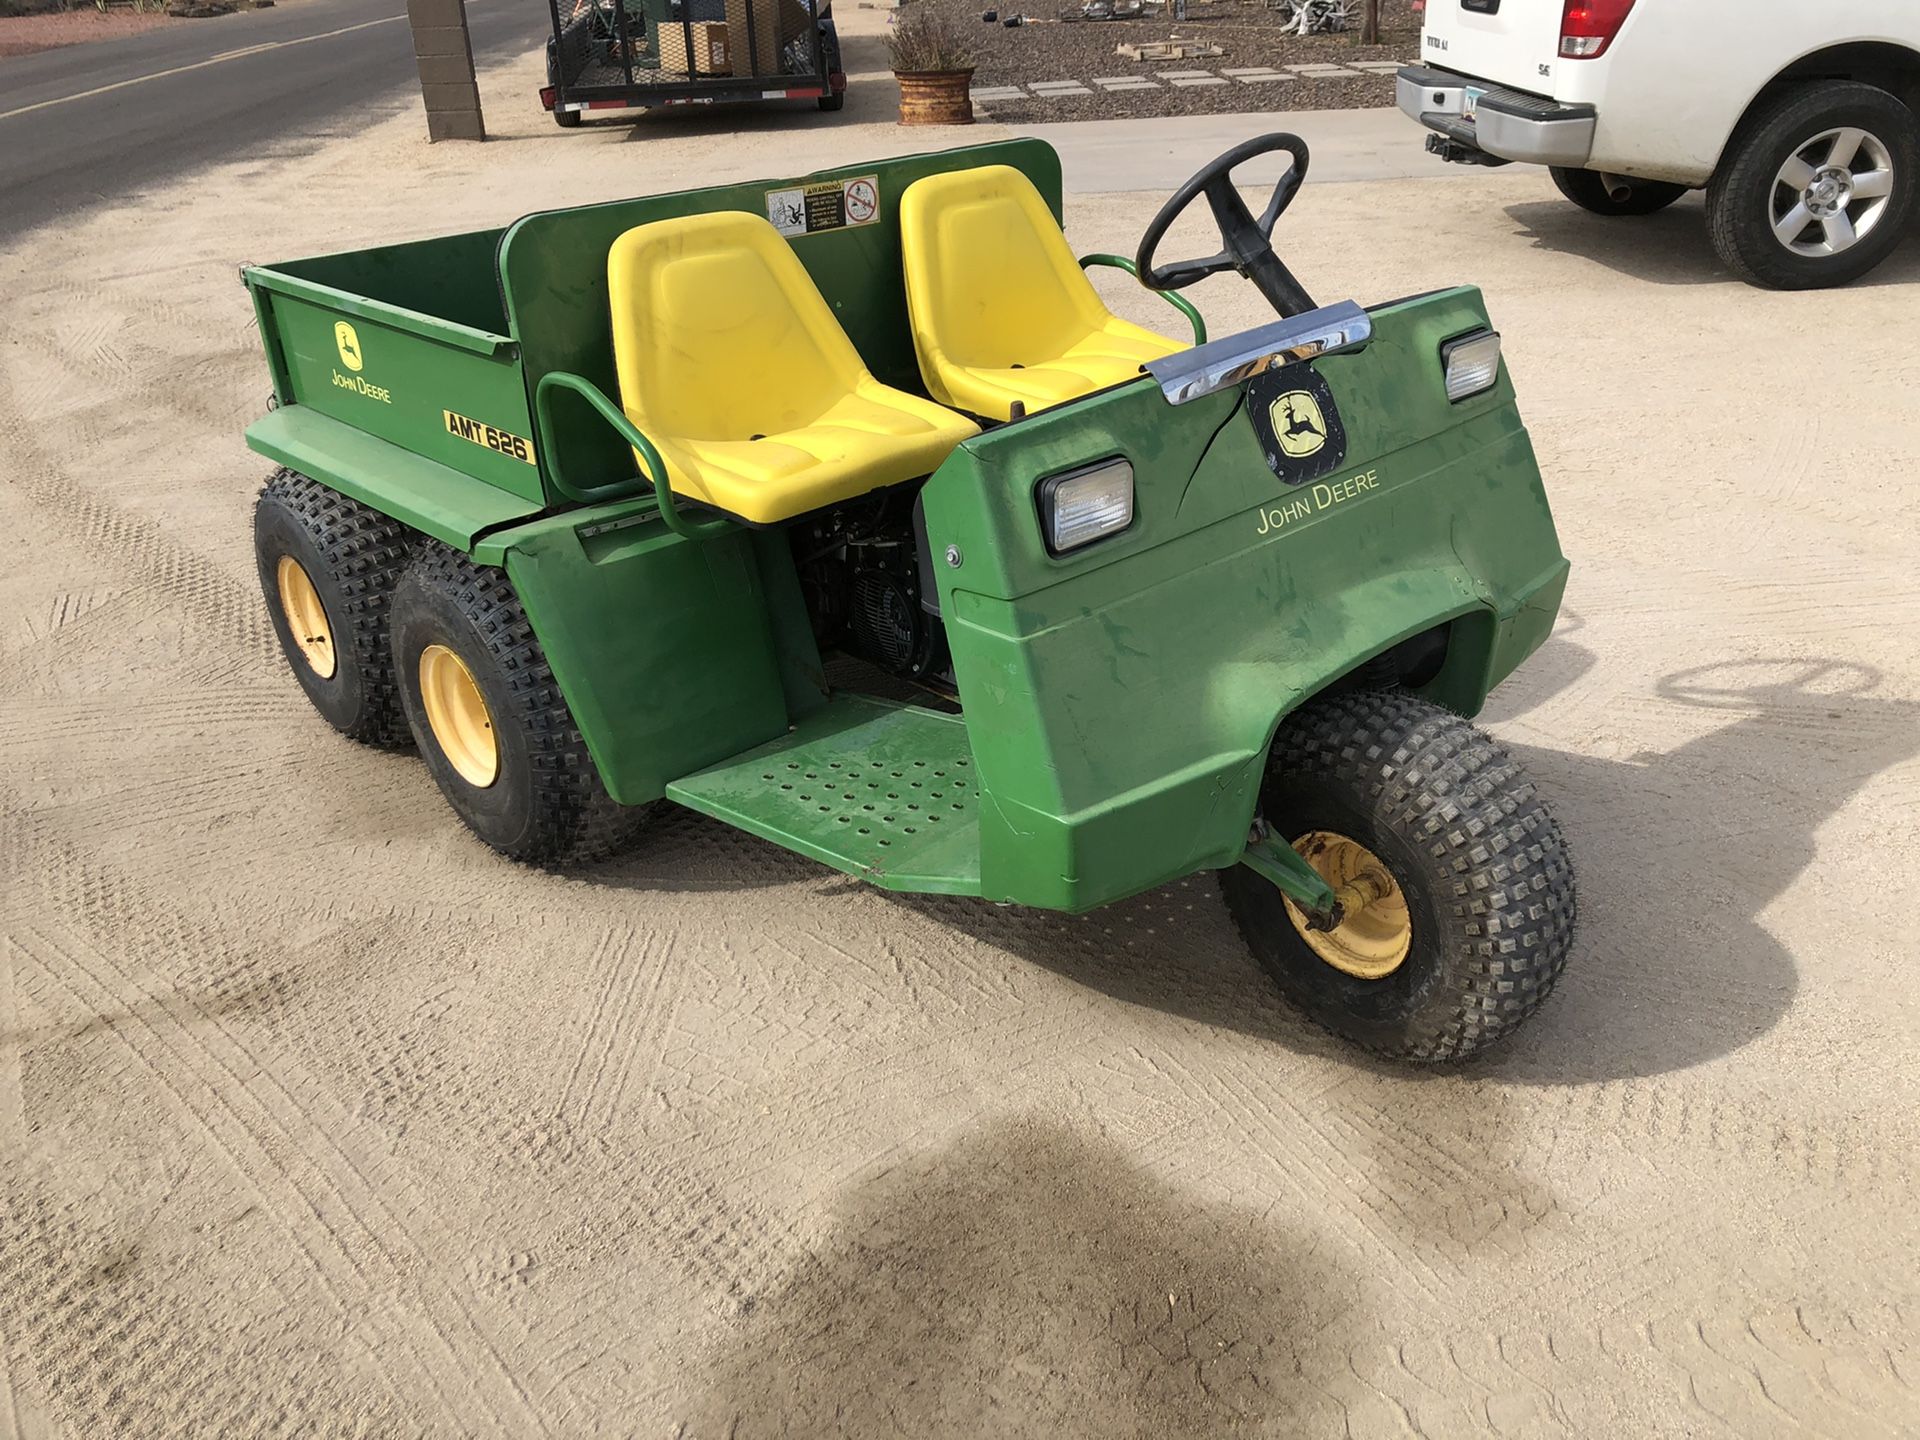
[887, 5, 972, 73]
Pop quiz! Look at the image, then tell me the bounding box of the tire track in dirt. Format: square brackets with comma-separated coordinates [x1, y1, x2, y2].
[0, 418, 272, 661]
[0, 931, 37, 1440]
[3, 812, 566, 1435]
[6, 302, 253, 444]
[557, 926, 680, 1133]
[0, 586, 124, 655]
[6, 921, 426, 1422]
[0, 1151, 423, 1437]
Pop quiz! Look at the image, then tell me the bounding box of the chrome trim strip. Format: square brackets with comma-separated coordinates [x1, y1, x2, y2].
[1145, 300, 1373, 405]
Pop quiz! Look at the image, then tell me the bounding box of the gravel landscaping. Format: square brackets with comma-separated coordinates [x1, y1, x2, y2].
[0, 8, 171, 57]
[916, 0, 1420, 121]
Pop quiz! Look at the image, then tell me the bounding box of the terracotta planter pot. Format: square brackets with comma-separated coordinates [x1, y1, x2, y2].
[895, 69, 974, 126]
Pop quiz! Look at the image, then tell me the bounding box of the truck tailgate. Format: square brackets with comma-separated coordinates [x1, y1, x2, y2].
[1421, 0, 1563, 95]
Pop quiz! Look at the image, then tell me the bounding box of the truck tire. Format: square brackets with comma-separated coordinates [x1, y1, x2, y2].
[554, 105, 583, 128]
[254, 469, 413, 748]
[1549, 165, 1687, 216]
[1219, 692, 1575, 1062]
[389, 546, 651, 864]
[1706, 81, 1918, 290]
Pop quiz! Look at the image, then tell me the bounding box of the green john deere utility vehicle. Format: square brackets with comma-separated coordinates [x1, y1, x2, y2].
[243, 135, 1575, 1061]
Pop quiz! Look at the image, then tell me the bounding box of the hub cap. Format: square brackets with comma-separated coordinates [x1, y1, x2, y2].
[419, 644, 498, 788]
[1771, 126, 1895, 257]
[1282, 830, 1412, 980]
[275, 555, 336, 679]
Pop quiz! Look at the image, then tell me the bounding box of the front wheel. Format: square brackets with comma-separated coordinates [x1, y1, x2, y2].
[1549, 165, 1687, 217]
[1706, 81, 1918, 290]
[389, 547, 652, 864]
[1219, 692, 1575, 1062]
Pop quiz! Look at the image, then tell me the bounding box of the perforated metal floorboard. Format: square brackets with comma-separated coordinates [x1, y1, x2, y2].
[665, 695, 982, 895]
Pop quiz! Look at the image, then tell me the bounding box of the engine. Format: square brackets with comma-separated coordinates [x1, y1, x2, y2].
[793, 494, 952, 686]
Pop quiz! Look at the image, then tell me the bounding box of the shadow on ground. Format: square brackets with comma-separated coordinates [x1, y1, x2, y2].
[1501, 197, 1920, 288]
[884, 653, 1919, 1084]
[684, 1115, 1354, 1437]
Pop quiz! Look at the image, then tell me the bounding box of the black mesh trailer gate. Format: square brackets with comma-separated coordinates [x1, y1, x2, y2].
[542, 0, 846, 124]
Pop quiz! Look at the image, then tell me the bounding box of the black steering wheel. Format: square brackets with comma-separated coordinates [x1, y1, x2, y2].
[1135, 134, 1318, 320]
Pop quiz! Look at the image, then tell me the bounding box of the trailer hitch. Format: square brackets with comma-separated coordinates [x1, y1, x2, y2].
[1238, 823, 1343, 928]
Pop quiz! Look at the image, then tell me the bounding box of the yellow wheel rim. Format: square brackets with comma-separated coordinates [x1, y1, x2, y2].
[418, 644, 498, 788]
[275, 555, 336, 679]
[1282, 830, 1413, 980]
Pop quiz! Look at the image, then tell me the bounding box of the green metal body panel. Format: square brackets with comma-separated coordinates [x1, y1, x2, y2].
[917, 285, 1566, 912]
[667, 696, 983, 895]
[248, 407, 544, 550]
[484, 502, 793, 806]
[238, 142, 1569, 914]
[268, 227, 510, 334]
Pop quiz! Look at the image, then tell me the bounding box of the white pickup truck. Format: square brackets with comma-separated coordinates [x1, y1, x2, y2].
[1398, 2, 1919, 289]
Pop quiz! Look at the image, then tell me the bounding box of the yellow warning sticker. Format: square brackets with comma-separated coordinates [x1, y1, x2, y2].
[443, 410, 537, 466]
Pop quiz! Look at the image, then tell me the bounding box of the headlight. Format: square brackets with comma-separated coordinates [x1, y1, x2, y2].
[1037, 458, 1135, 555]
[1441, 329, 1502, 403]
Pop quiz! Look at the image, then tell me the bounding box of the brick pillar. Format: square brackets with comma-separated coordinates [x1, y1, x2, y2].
[407, 0, 486, 142]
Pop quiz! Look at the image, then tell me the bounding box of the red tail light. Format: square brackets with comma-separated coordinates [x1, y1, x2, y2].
[1559, 0, 1635, 59]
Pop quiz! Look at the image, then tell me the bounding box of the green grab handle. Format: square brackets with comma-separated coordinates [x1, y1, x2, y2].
[1078, 253, 1207, 345]
[533, 371, 732, 541]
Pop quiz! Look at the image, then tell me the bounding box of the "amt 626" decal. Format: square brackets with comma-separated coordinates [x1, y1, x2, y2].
[443, 409, 537, 466]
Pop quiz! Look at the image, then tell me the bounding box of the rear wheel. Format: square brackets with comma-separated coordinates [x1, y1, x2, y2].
[1219, 692, 1575, 1061]
[1549, 165, 1687, 216]
[1706, 81, 1918, 290]
[389, 546, 652, 864]
[253, 470, 413, 747]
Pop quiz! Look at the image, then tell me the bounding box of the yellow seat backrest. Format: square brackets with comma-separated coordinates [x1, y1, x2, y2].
[608, 209, 872, 445]
[900, 165, 1166, 409]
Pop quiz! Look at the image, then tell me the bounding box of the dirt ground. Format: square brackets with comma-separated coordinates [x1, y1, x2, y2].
[3, 27, 1919, 1440]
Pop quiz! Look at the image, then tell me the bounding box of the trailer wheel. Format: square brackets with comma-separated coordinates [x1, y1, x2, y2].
[816, 29, 844, 111]
[1706, 81, 1918, 290]
[389, 546, 651, 864]
[1219, 692, 1575, 1062]
[253, 469, 414, 748]
[1549, 166, 1687, 216]
[547, 43, 581, 126]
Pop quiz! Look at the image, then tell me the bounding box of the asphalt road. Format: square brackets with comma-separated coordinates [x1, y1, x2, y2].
[0, 0, 549, 241]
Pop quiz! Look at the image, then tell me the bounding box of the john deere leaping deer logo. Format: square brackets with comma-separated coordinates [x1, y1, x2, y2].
[1247, 364, 1346, 485]
[1270, 390, 1327, 459]
[334, 321, 364, 373]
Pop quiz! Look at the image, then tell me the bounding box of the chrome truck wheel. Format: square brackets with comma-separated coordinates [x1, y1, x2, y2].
[1708, 81, 1918, 290]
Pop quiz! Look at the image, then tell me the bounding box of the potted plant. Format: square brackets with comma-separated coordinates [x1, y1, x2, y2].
[888, 5, 974, 125]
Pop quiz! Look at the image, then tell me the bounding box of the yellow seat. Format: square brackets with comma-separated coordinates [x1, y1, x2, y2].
[900, 165, 1188, 422]
[607, 211, 978, 525]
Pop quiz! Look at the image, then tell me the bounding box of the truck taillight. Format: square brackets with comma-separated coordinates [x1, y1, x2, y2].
[1559, 0, 1635, 58]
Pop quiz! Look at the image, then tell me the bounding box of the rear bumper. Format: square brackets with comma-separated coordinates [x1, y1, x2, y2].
[1396, 64, 1596, 168]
